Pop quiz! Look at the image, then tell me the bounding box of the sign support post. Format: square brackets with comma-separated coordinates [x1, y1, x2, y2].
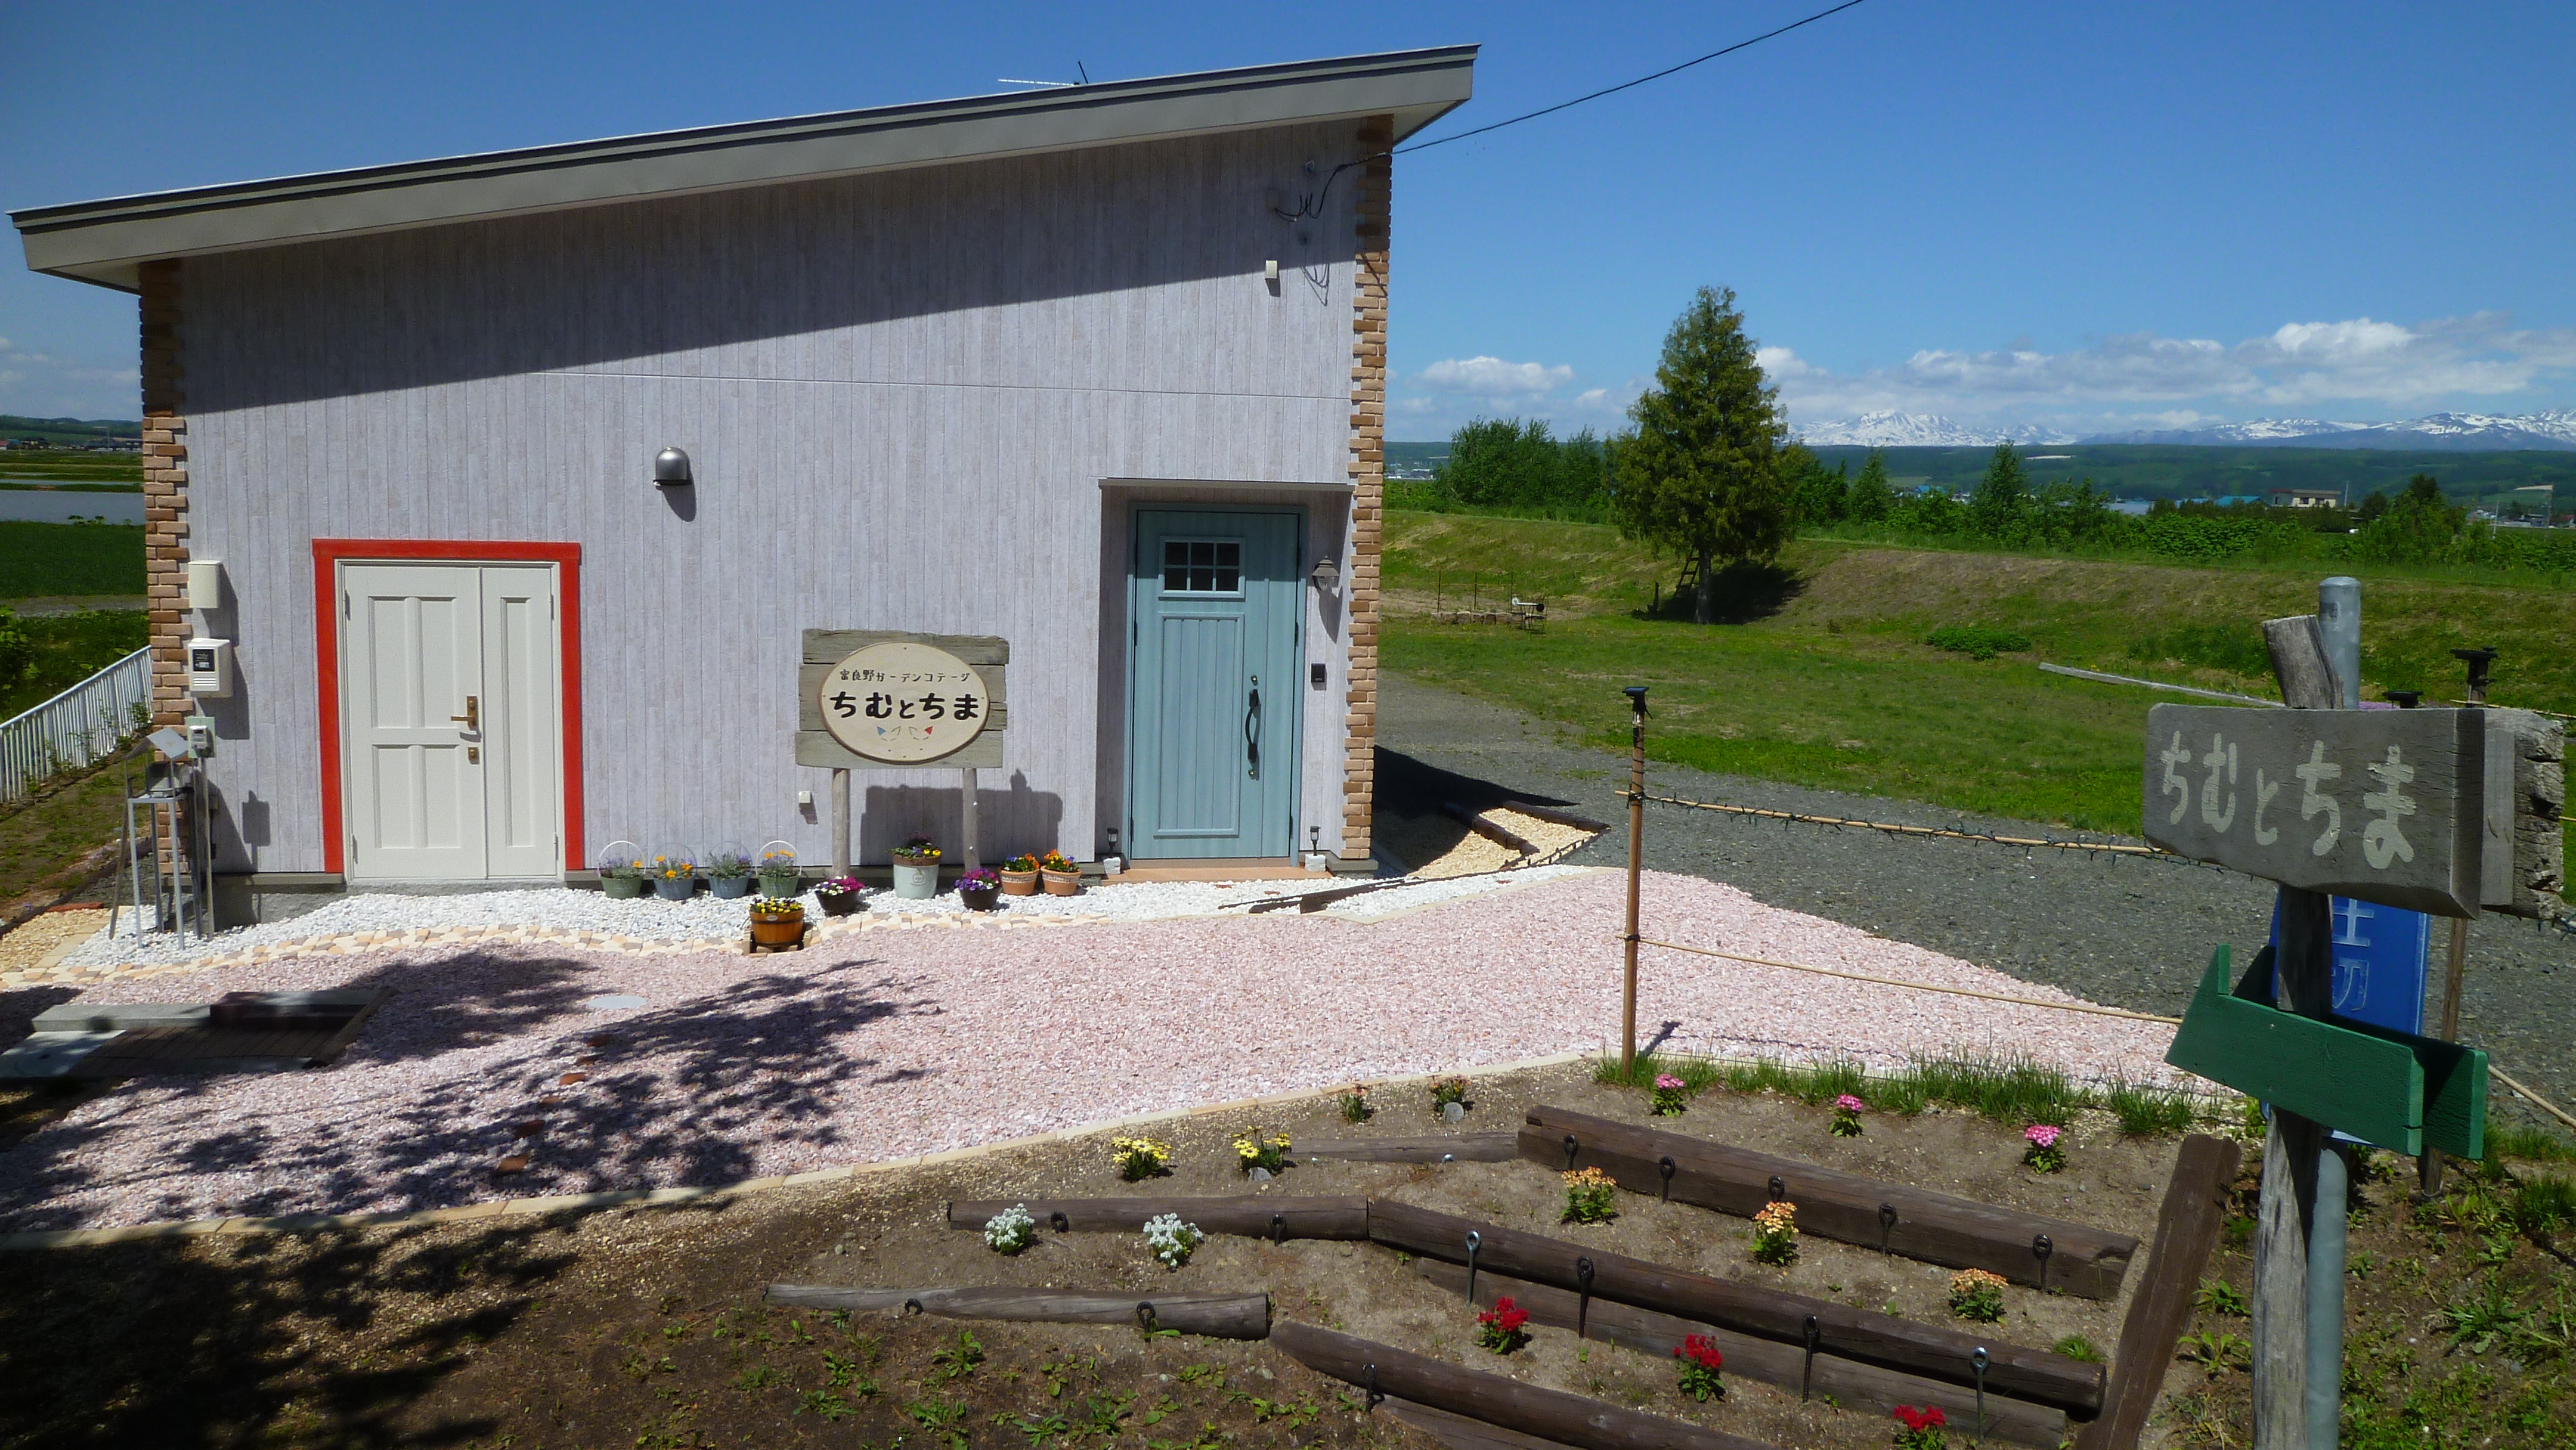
[2425, 646, 2493, 1195]
[831, 767, 852, 878]
[1620, 684, 1648, 1076]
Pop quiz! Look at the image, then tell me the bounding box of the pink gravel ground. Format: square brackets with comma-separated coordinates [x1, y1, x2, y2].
[0, 869, 2190, 1231]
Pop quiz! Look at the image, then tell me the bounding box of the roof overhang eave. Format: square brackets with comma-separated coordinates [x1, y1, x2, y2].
[15, 46, 1475, 293]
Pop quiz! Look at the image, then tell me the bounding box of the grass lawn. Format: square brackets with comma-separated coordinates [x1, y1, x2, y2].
[0, 609, 150, 719]
[0, 743, 142, 906]
[0, 521, 145, 598]
[1383, 512, 2576, 847]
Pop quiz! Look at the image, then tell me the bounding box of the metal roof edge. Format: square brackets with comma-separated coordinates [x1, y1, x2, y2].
[14, 45, 1475, 292]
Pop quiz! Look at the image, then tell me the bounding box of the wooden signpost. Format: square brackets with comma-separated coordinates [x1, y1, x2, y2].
[795, 630, 1010, 873]
[2147, 593, 2559, 1450]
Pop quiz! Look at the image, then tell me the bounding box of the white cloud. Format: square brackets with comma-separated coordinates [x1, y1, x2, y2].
[0, 339, 138, 420]
[1774, 313, 2576, 431]
[1413, 355, 1574, 397]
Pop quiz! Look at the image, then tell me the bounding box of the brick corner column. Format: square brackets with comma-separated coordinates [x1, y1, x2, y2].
[140, 259, 192, 729]
[1340, 117, 1392, 863]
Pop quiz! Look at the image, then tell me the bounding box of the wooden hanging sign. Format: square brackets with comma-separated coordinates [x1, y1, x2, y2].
[2142, 703, 2485, 916]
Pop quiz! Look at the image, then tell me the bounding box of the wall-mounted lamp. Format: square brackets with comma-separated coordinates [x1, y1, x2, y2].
[1309, 556, 1341, 593]
[654, 446, 693, 488]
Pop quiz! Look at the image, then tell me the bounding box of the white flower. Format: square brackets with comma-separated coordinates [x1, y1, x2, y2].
[984, 1203, 1035, 1254]
[1141, 1213, 1201, 1269]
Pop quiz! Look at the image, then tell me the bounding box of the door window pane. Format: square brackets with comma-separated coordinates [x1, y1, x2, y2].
[1161, 538, 1243, 595]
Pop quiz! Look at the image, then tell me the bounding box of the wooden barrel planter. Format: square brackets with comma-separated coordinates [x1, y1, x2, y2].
[750, 912, 806, 947]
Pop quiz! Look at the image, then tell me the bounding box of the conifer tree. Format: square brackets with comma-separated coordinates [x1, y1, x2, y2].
[1848, 448, 1896, 522]
[1611, 287, 1791, 623]
[1970, 442, 2029, 536]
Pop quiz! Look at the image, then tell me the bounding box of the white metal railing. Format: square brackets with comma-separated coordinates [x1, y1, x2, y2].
[0, 646, 150, 802]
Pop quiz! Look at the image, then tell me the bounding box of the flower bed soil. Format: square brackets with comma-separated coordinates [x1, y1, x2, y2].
[0, 1059, 2225, 1449]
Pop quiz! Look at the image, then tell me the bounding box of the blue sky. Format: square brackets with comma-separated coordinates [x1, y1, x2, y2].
[4, 1, 2572, 438]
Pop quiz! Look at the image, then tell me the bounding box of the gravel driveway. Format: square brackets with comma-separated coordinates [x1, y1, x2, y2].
[1377, 672, 2576, 1134]
[2, 869, 2183, 1231]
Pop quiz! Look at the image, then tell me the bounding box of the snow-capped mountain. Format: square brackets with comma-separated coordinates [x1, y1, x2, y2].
[1791, 412, 2077, 447]
[1793, 408, 2576, 450]
[2083, 410, 2576, 450]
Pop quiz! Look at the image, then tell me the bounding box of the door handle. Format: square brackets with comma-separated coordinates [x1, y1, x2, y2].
[1243, 677, 1261, 780]
[451, 695, 479, 732]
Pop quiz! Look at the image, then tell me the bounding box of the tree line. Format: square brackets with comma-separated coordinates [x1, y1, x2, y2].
[1423, 288, 2574, 618]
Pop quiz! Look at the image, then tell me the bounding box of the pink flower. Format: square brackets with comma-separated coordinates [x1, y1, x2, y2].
[1834, 1095, 1866, 1112]
[1654, 1074, 1686, 1091]
[2025, 1124, 2060, 1148]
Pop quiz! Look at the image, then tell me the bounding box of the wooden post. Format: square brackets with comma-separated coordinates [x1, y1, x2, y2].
[2425, 648, 2491, 1195]
[1621, 685, 1648, 1074]
[830, 767, 851, 877]
[960, 767, 979, 870]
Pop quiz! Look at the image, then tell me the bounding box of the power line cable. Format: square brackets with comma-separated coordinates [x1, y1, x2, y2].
[1273, 0, 1874, 222]
[1397, 0, 1873, 156]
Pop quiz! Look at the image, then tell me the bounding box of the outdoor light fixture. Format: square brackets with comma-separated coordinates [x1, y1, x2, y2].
[653, 446, 693, 487]
[1309, 556, 1341, 593]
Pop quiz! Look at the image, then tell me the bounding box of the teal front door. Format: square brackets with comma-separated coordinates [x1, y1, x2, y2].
[1127, 509, 1303, 859]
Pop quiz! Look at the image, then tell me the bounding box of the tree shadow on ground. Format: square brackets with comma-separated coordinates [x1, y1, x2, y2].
[0, 1213, 585, 1449]
[1631, 560, 1806, 624]
[0, 947, 939, 1231]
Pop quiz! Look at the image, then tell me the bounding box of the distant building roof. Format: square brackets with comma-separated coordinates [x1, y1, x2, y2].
[14, 47, 1476, 292]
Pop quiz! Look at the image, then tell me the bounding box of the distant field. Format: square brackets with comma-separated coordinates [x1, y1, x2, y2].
[1386, 439, 2576, 509]
[0, 522, 147, 598]
[0, 448, 144, 485]
[1383, 511, 2576, 851]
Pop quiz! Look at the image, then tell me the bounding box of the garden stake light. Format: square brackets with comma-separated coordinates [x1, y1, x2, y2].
[1621, 684, 1647, 1073]
[1800, 1314, 1819, 1399]
[1971, 1346, 1989, 1446]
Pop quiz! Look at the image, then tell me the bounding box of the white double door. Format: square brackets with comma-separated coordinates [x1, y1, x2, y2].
[340, 562, 563, 881]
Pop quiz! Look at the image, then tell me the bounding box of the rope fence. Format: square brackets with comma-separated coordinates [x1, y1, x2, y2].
[1643, 792, 2178, 859]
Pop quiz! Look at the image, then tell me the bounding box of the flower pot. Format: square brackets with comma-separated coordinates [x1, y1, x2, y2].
[757, 871, 801, 899]
[1041, 869, 1082, 897]
[602, 876, 646, 900]
[815, 888, 862, 918]
[959, 885, 1001, 912]
[709, 875, 753, 899]
[750, 915, 805, 946]
[653, 875, 695, 901]
[891, 859, 939, 900]
[999, 869, 1040, 896]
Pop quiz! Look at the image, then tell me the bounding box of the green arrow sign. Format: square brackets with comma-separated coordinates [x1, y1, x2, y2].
[2165, 945, 2488, 1158]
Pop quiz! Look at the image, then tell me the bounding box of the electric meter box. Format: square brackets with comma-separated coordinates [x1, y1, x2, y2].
[186, 637, 234, 698]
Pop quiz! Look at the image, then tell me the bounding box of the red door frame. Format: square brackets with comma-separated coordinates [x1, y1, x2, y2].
[313, 539, 584, 875]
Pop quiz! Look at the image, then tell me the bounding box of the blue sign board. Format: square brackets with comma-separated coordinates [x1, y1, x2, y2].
[2268, 896, 2432, 1036]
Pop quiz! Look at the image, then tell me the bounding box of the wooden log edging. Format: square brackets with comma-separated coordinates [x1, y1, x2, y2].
[945, 1195, 1371, 1240]
[764, 1285, 1270, 1339]
[1384, 1396, 1583, 1450]
[1298, 1133, 1518, 1164]
[1524, 1106, 2140, 1299]
[1270, 1321, 1778, 1450]
[1367, 1200, 2104, 1414]
[2073, 1134, 2243, 1450]
[1442, 802, 1541, 857]
[1411, 1262, 2069, 1447]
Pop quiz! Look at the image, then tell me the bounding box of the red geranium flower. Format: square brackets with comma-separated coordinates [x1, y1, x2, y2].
[1894, 1405, 1948, 1432]
[1672, 1333, 1725, 1371]
[1477, 1297, 1530, 1333]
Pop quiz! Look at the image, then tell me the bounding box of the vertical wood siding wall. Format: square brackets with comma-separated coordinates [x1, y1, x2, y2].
[184, 123, 1363, 872]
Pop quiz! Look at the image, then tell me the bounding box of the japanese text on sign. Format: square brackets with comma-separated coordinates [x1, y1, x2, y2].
[2142, 703, 2483, 917]
[816, 640, 993, 764]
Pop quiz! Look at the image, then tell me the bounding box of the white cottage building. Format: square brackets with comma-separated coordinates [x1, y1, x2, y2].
[11, 48, 1474, 904]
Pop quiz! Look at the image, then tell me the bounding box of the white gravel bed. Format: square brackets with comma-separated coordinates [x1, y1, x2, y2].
[52, 867, 1590, 971]
[3, 869, 2190, 1231]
